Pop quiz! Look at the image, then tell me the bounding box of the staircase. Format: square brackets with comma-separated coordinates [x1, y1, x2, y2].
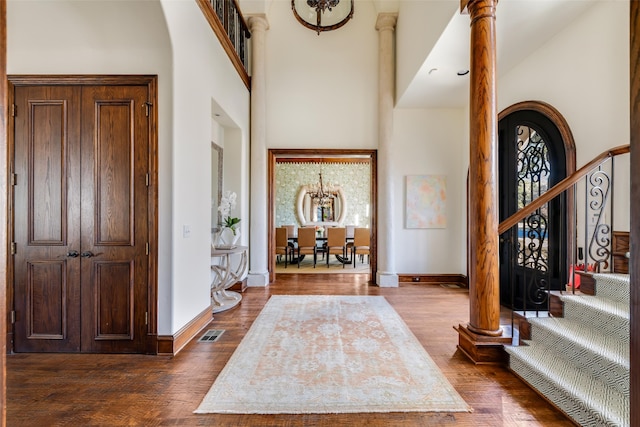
[505, 273, 630, 426]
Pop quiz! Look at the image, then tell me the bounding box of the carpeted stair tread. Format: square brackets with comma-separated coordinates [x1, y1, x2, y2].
[591, 273, 629, 304]
[528, 317, 629, 396]
[560, 295, 629, 341]
[506, 344, 629, 426]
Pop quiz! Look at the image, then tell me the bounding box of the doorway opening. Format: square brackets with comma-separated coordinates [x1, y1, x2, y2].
[268, 149, 377, 282]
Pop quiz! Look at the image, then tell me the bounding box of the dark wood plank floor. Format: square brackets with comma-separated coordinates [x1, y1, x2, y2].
[7, 274, 572, 426]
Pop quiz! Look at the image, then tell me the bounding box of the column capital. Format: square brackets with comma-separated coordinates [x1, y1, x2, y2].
[247, 14, 269, 32]
[375, 13, 397, 32]
[461, 0, 497, 23]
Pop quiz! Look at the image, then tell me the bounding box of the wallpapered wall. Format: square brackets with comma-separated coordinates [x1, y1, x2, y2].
[275, 162, 371, 227]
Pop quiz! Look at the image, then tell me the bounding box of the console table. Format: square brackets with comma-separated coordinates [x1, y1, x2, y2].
[211, 245, 248, 313]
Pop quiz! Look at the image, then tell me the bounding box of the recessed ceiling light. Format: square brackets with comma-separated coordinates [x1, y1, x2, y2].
[457, 69, 469, 76]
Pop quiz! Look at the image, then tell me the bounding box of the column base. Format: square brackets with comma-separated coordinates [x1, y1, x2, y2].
[376, 272, 398, 287]
[454, 323, 512, 364]
[247, 271, 269, 287]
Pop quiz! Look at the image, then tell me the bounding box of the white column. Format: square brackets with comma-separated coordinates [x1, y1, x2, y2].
[375, 13, 398, 287]
[246, 15, 270, 287]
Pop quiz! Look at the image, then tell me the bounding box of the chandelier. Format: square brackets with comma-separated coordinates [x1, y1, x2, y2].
[292, 0, 354, 35]
[307, 172, 337, 207]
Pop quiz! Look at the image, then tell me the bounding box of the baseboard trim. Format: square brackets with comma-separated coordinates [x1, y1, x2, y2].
[398, 274, 468, 288]
[157, 305, 212, 356]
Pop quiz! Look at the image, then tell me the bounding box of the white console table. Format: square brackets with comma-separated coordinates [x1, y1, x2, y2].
[211, 245, 248, 313]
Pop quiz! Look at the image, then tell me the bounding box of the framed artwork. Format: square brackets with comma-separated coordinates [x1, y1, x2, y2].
[405, 175, 447, 229]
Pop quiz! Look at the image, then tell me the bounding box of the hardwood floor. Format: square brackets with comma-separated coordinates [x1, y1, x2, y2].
[7, 274, 572, 426]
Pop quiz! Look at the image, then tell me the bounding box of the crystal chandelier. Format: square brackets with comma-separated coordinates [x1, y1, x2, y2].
[307, 172, 337, 207]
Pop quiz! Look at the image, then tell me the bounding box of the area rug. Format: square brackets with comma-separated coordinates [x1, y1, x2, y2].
[194, 295, 471, 414]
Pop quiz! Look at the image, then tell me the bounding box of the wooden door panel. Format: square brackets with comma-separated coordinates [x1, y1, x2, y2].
[80, 85, 149, 353]
[94, 100, 135, 245]
[13, 86, 81, 352]
[26, 261, 66, 339]
[95, 261, 134, 340]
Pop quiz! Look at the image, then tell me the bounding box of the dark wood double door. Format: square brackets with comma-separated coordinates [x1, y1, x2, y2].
[11, 80, 153, 353]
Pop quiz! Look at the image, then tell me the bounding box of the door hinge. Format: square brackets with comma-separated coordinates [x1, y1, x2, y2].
[10, 242, 16, 255]
[145, 312, 148, 326]
[145, 242, 149, 255]
[11, 173, 17, 186]
[144, 102, 152, 117]
[10, 311, 15, 324]
[145, 173, 149, 187]
[11, 104, 16, 117]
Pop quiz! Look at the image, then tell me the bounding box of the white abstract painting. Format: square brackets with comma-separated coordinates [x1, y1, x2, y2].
[405, 175, 447, 229]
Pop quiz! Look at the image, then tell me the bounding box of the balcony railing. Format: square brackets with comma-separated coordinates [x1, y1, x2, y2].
[196, 0, 251, 89]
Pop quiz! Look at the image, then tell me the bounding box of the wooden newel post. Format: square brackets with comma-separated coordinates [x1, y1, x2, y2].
[455, 0, 511, 364]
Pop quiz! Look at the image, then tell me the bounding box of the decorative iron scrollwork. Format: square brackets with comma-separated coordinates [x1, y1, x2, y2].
[586, 167, 612, 271]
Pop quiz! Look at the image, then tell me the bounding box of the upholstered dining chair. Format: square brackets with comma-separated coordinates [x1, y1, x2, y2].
[352, 227, 370, 268]
[325, 227, 347, 268]
[296, 226, 318, 268]
[275, 227, 290, 268]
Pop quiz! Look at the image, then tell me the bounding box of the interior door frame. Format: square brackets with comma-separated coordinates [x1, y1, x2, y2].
[268, 149, 377, 283]
[6, 74, 159, 354]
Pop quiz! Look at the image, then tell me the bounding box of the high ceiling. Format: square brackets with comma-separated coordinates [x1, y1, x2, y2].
[397, 0, 599, 108]
[240, 0, 600, 109]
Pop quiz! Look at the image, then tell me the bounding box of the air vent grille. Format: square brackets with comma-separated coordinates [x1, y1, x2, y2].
[198, 329, 225, 343]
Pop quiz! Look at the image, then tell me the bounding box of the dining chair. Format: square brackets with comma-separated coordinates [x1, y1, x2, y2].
[284, 224, 298, 252]
[352, 227, 370, 268]
[275, 227, 290, 268]
[296, 227, 318, 268]
[325, 227, 346, 268]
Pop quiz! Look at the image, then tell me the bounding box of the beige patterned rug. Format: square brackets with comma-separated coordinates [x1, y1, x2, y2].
[194, 295, 471, 414]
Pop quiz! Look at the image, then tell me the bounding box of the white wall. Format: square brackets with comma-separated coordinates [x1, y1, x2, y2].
[264, 0, 379, 148]
[391, 108, 467, 273]
[160, 0, 250, 334]
[395, 1, 458, 104]
[8, 0, 250, 336]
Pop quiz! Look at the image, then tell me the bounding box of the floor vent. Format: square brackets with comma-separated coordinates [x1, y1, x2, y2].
[198, 329, 225, 343]
[440, 283, 461, 289]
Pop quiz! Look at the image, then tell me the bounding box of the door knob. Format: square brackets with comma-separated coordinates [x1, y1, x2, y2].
[80, 251, 95, 258]
[67, 250, 79, 258]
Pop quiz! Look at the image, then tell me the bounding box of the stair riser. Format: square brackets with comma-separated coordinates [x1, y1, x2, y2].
[591, 274, 630, 304]
[509, 354, 625, 427]
[562, 301, 629, 342]
[529, 323, 629, 396]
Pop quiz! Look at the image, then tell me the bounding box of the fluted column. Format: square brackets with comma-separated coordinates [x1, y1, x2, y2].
[246, 15, 269, 287]
[455, 0, 509, 364]
[375, 13, 398, 287]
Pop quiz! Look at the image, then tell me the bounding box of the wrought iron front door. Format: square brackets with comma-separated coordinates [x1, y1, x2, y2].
[498, 110, 568, 311]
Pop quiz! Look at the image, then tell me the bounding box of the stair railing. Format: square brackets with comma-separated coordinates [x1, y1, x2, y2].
[196, 0, 251, 89]
[498, 145, 630, 324]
